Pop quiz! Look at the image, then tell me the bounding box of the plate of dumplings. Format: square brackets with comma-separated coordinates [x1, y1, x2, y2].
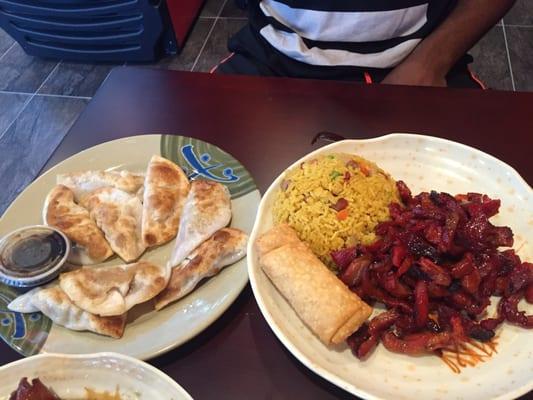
[0, 135, 260, 360]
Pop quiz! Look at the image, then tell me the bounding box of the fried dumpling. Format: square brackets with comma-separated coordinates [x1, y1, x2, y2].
[155, 228, 247, 310]
[8, 286, 126, 338]
[142, 155, 190, 247]
[43, 185, 113, 265]
[7, 286, 44, 313]
[84, 187, 145, 262]
[57, 170, 144, 204]
[168, 180, 232, 268]
[59, 261, 169, 317]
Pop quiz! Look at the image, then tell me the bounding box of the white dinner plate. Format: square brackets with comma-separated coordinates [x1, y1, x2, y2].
[0, 352, 193, 399]
[0, 134, 260, 360]
[247, 133, 532, 400]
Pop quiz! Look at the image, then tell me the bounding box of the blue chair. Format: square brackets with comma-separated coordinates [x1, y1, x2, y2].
[0, 0, 174, 61]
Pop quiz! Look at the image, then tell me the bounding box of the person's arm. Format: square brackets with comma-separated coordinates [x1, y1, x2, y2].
[382, 0, 516, 87]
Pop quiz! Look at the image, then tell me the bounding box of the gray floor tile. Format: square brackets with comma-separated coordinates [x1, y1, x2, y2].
[469, 26, 513, 91]
[504, 0, 533, 26]
[506, 26, 533, 91]
[221, 1, 247, 18]
[38, 62, 117, 97]
[0, 95, 88, 214]
[0, 92, 29, 133]
[0, 44, 58, 93]
[193, 18, 247, 72]
[200, 0, 226, 17]
[155, 19, 215, 71]
[0, 28, 15, 56]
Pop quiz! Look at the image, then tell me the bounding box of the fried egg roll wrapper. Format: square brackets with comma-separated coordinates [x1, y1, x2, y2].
[258, 238, 372, 346]
[254, 224, 301, 258]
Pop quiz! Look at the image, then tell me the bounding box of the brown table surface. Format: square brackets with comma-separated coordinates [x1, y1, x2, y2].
[2, 67, 533, 399]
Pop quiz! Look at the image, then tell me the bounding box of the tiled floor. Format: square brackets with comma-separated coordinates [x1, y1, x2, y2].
[0, 0, 532, 213]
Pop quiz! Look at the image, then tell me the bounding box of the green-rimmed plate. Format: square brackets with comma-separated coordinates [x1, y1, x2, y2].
[0, 135, 260, 360]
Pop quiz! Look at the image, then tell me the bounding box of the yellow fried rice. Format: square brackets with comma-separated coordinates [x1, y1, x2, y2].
[272, 153, 399, 267]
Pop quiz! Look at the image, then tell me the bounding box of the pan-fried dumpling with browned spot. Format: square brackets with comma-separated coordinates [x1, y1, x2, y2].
[59, 260, 169, 317]
[155, 228, 247, 310]
[8, 286, 127, 338]
[43, 185, 113, 265]
[57, 170, 145, 203]
[83, 187, 145, 262]
[142, 155, 190, 247]
[168, 180, 232, 268]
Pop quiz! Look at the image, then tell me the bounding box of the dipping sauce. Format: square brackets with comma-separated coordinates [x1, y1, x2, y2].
[0, 226, 70, 287]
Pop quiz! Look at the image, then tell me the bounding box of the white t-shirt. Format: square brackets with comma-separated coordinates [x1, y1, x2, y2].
[248, 0, 456, 69]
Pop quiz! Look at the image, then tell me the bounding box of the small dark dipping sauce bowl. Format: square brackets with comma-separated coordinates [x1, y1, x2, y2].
[0, 226, 70, 287]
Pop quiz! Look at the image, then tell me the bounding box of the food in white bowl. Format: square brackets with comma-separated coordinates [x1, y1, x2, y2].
[0, 352, 192, 400]
[247, 134, 533, 400]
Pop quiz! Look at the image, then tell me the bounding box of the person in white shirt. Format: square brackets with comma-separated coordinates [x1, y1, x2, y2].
[214, 0, 516, 88]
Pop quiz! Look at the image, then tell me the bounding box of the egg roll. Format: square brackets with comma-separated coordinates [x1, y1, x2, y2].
[257, 225, 372, 346]
[255, 224, 301, 258]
